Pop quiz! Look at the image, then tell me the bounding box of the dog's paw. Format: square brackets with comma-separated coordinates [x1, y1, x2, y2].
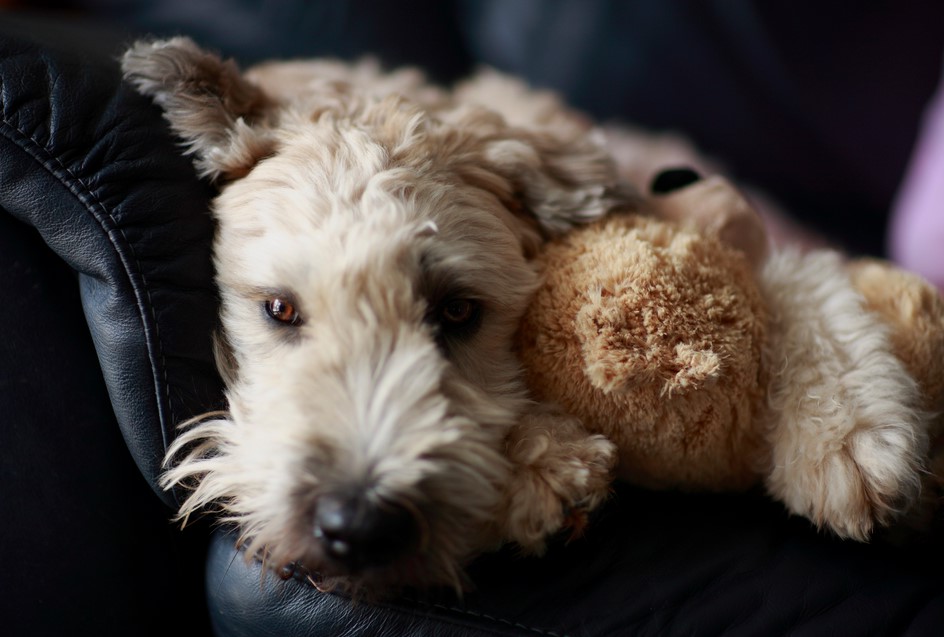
[502, 413, 616, 552]
[770, 421, 924, 540]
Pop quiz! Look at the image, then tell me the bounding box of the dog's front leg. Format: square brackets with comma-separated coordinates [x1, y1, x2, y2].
[761, 251, 930, 540]
[500, 405, 617, 553]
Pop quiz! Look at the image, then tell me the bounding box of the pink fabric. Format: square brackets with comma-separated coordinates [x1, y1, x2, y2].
[890, 76, 944, 291]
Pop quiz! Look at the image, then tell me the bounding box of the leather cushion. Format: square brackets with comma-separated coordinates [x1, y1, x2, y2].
[0, 14, 223, 507]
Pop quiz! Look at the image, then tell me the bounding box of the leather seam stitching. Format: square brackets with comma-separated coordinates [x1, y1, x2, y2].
[402, 597, 569, 637]
[0, 115, 179, 445]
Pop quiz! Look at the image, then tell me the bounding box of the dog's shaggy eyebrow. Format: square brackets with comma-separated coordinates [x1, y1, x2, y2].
[229, 283, 299, 302]
[417, 252, 486, 308]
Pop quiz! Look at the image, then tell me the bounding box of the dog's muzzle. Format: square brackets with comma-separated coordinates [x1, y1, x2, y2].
[313, 489, 419, 571]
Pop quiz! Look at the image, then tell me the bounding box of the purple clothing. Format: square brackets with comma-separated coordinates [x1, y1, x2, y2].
[891, 76, 944, 290]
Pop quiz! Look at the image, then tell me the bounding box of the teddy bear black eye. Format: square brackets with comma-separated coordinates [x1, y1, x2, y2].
[264, 297, 302, 326]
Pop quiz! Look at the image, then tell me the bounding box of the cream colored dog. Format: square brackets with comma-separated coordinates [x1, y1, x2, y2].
[122, 37, 632, 591]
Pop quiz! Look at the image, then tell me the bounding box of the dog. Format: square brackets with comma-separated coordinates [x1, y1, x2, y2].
[121, 37, 634, 592]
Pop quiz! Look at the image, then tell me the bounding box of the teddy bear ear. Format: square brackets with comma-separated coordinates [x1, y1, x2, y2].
[121, 37, 276, 181]
[576, 295, 723, 396]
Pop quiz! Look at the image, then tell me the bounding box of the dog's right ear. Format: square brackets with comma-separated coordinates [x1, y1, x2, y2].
[121, 37, 275, 181]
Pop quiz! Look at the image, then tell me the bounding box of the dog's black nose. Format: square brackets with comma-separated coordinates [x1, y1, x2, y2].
[313, 491, 418, 571]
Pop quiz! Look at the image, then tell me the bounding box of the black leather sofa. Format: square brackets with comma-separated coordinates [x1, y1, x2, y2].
[4, 9, 944, 637]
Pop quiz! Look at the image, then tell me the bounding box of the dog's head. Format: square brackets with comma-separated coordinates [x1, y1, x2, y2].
[122, 37, 636, 591]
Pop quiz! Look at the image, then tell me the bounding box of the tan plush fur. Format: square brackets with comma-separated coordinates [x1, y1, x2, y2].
[519, 214, 768, 492]
[519, 177, 944, 540]
[121, 37, 636, 592]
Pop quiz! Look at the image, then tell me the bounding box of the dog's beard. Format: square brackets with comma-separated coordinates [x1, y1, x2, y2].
[162, 342, 527, 593]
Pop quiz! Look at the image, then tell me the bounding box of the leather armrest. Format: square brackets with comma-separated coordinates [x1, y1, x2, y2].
[0, 13, 223, 506]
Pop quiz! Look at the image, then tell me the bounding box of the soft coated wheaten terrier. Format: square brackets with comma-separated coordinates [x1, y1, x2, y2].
[122, 37, 634, 591]
[122, 38, 935, 594]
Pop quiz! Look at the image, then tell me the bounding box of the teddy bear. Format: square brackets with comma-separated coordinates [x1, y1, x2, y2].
[517, 169, 944, 540]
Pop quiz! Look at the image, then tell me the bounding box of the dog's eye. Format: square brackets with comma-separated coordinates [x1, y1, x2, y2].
[264, 298, 302, 326]
[439, 299, 479, 328]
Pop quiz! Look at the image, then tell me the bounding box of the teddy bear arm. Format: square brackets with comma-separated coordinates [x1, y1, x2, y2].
[847, 259, 944, 514]
[847, 259, 944, 412]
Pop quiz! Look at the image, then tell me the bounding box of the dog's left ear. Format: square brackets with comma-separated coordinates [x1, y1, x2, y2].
[121, 37, 275, 181]
[483, 131, 641, 234]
